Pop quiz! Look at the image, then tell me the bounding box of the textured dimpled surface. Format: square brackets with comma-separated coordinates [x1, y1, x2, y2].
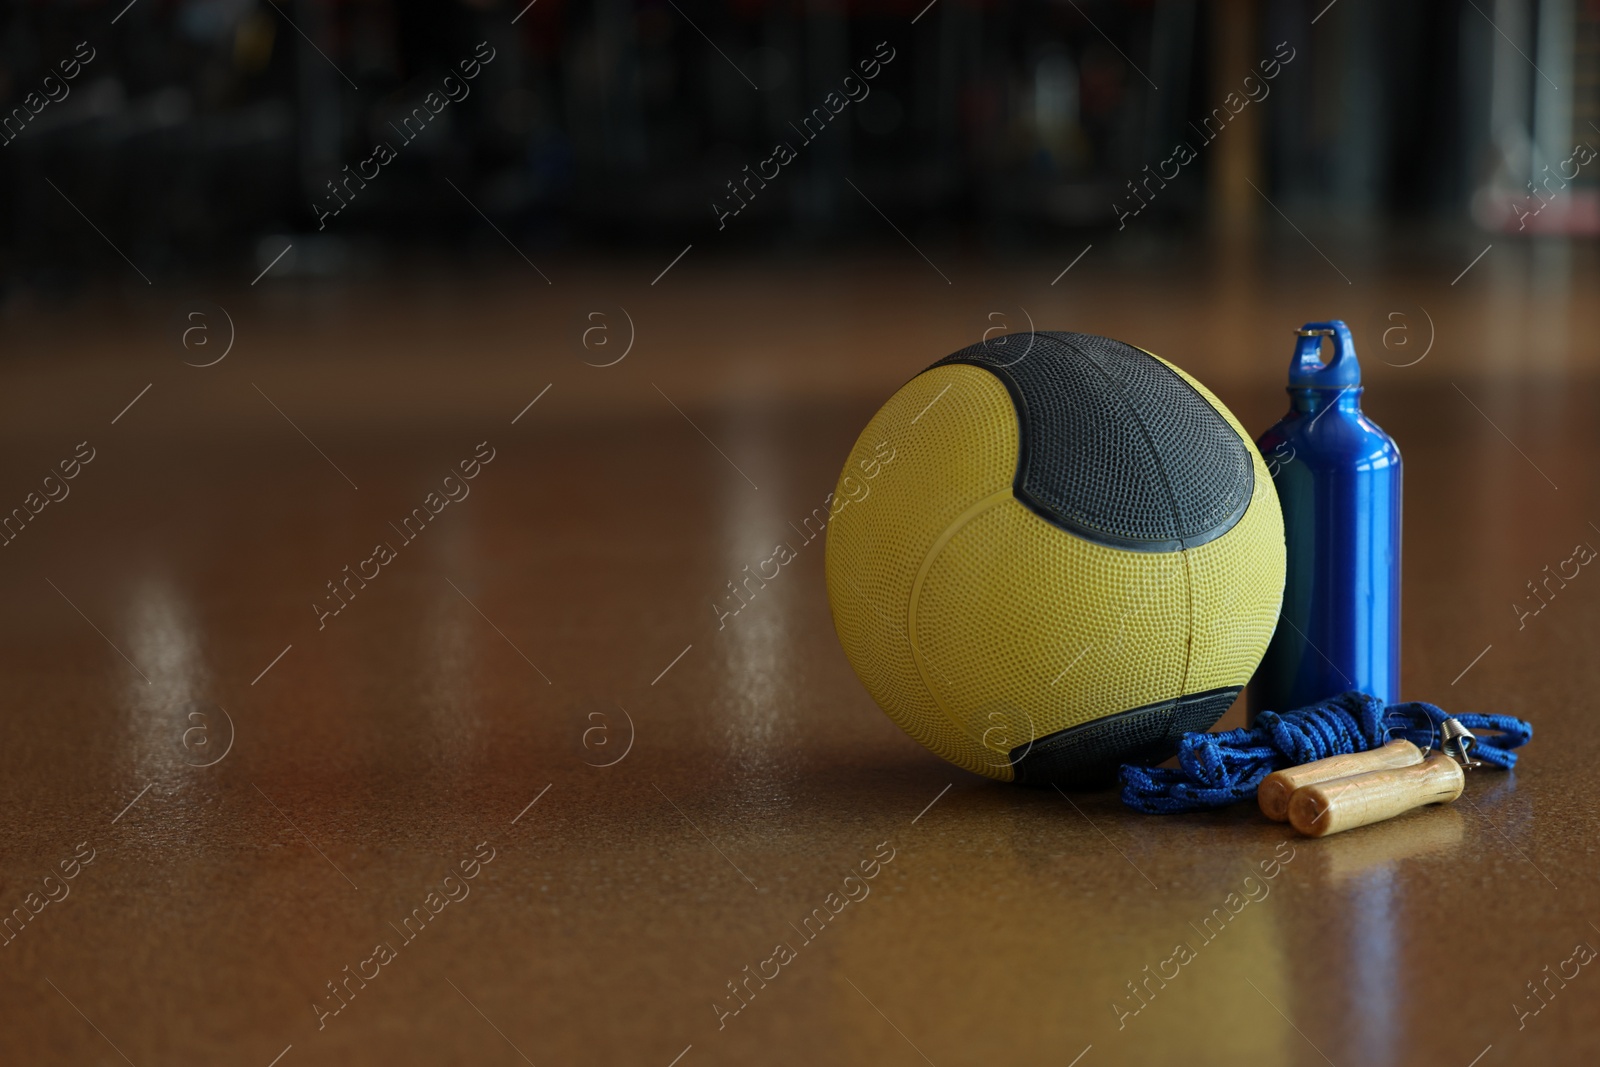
[931, 331, 1255, 549]
[911, 494, 1190, 764]
[1010, 688, 1241, 788]
[1170, 359, 1291, 695]
[824, 364, 1023, 778]
[825, 338, 1285, 783]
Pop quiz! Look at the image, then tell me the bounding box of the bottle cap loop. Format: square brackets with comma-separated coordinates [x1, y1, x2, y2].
[1289, 319, 1361, 389]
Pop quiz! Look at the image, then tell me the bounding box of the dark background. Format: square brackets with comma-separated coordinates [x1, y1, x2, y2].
[4, 0, 1597, 290]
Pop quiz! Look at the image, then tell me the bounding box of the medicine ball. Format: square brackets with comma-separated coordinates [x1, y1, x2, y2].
[824, 331, 1285, 788]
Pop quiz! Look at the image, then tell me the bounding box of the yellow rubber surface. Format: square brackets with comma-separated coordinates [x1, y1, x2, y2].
[825, 357, 1284, 780]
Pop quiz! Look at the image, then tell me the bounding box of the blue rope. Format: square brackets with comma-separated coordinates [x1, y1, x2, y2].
[1119, 691, 1533, 814]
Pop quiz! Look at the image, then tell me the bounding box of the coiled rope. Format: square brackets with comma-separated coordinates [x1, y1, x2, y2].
[1120, 691, 1533, 814]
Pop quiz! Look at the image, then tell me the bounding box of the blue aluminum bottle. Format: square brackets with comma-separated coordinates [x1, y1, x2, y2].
[1248, 320, 1402, 720]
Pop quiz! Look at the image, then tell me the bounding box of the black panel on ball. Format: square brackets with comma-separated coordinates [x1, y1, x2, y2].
[1008, 687, 1241, 789]
[929, 331, 1255, 552]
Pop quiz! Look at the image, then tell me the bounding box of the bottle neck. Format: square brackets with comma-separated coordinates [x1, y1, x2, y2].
[1289, 385, 1363, 416]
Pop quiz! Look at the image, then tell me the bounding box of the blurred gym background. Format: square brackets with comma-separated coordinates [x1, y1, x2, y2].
[2, 0, 1598, 443]
[3, 0, 1597, 288]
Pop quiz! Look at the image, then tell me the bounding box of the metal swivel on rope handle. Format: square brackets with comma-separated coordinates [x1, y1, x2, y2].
[1438, 717, 1482, 770]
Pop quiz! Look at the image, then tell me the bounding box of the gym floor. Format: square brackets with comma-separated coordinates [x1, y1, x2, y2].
[1, 245, 1597, 1065]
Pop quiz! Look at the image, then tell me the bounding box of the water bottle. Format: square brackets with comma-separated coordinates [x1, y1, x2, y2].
[1248, 320, 1402, 720]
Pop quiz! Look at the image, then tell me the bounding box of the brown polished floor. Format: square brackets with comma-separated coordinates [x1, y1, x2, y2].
[1, 247, 1598, 1066]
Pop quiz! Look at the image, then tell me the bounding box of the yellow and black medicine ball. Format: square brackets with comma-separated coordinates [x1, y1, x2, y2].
[824, 332, 1285, 787]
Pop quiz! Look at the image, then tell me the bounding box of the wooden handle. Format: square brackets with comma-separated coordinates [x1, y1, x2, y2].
[1288, 753, 1465, 838]
[1257, 739, 1424, 822]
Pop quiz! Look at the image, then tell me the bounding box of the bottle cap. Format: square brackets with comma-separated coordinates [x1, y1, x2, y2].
[1288, 320, 1361, 389]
